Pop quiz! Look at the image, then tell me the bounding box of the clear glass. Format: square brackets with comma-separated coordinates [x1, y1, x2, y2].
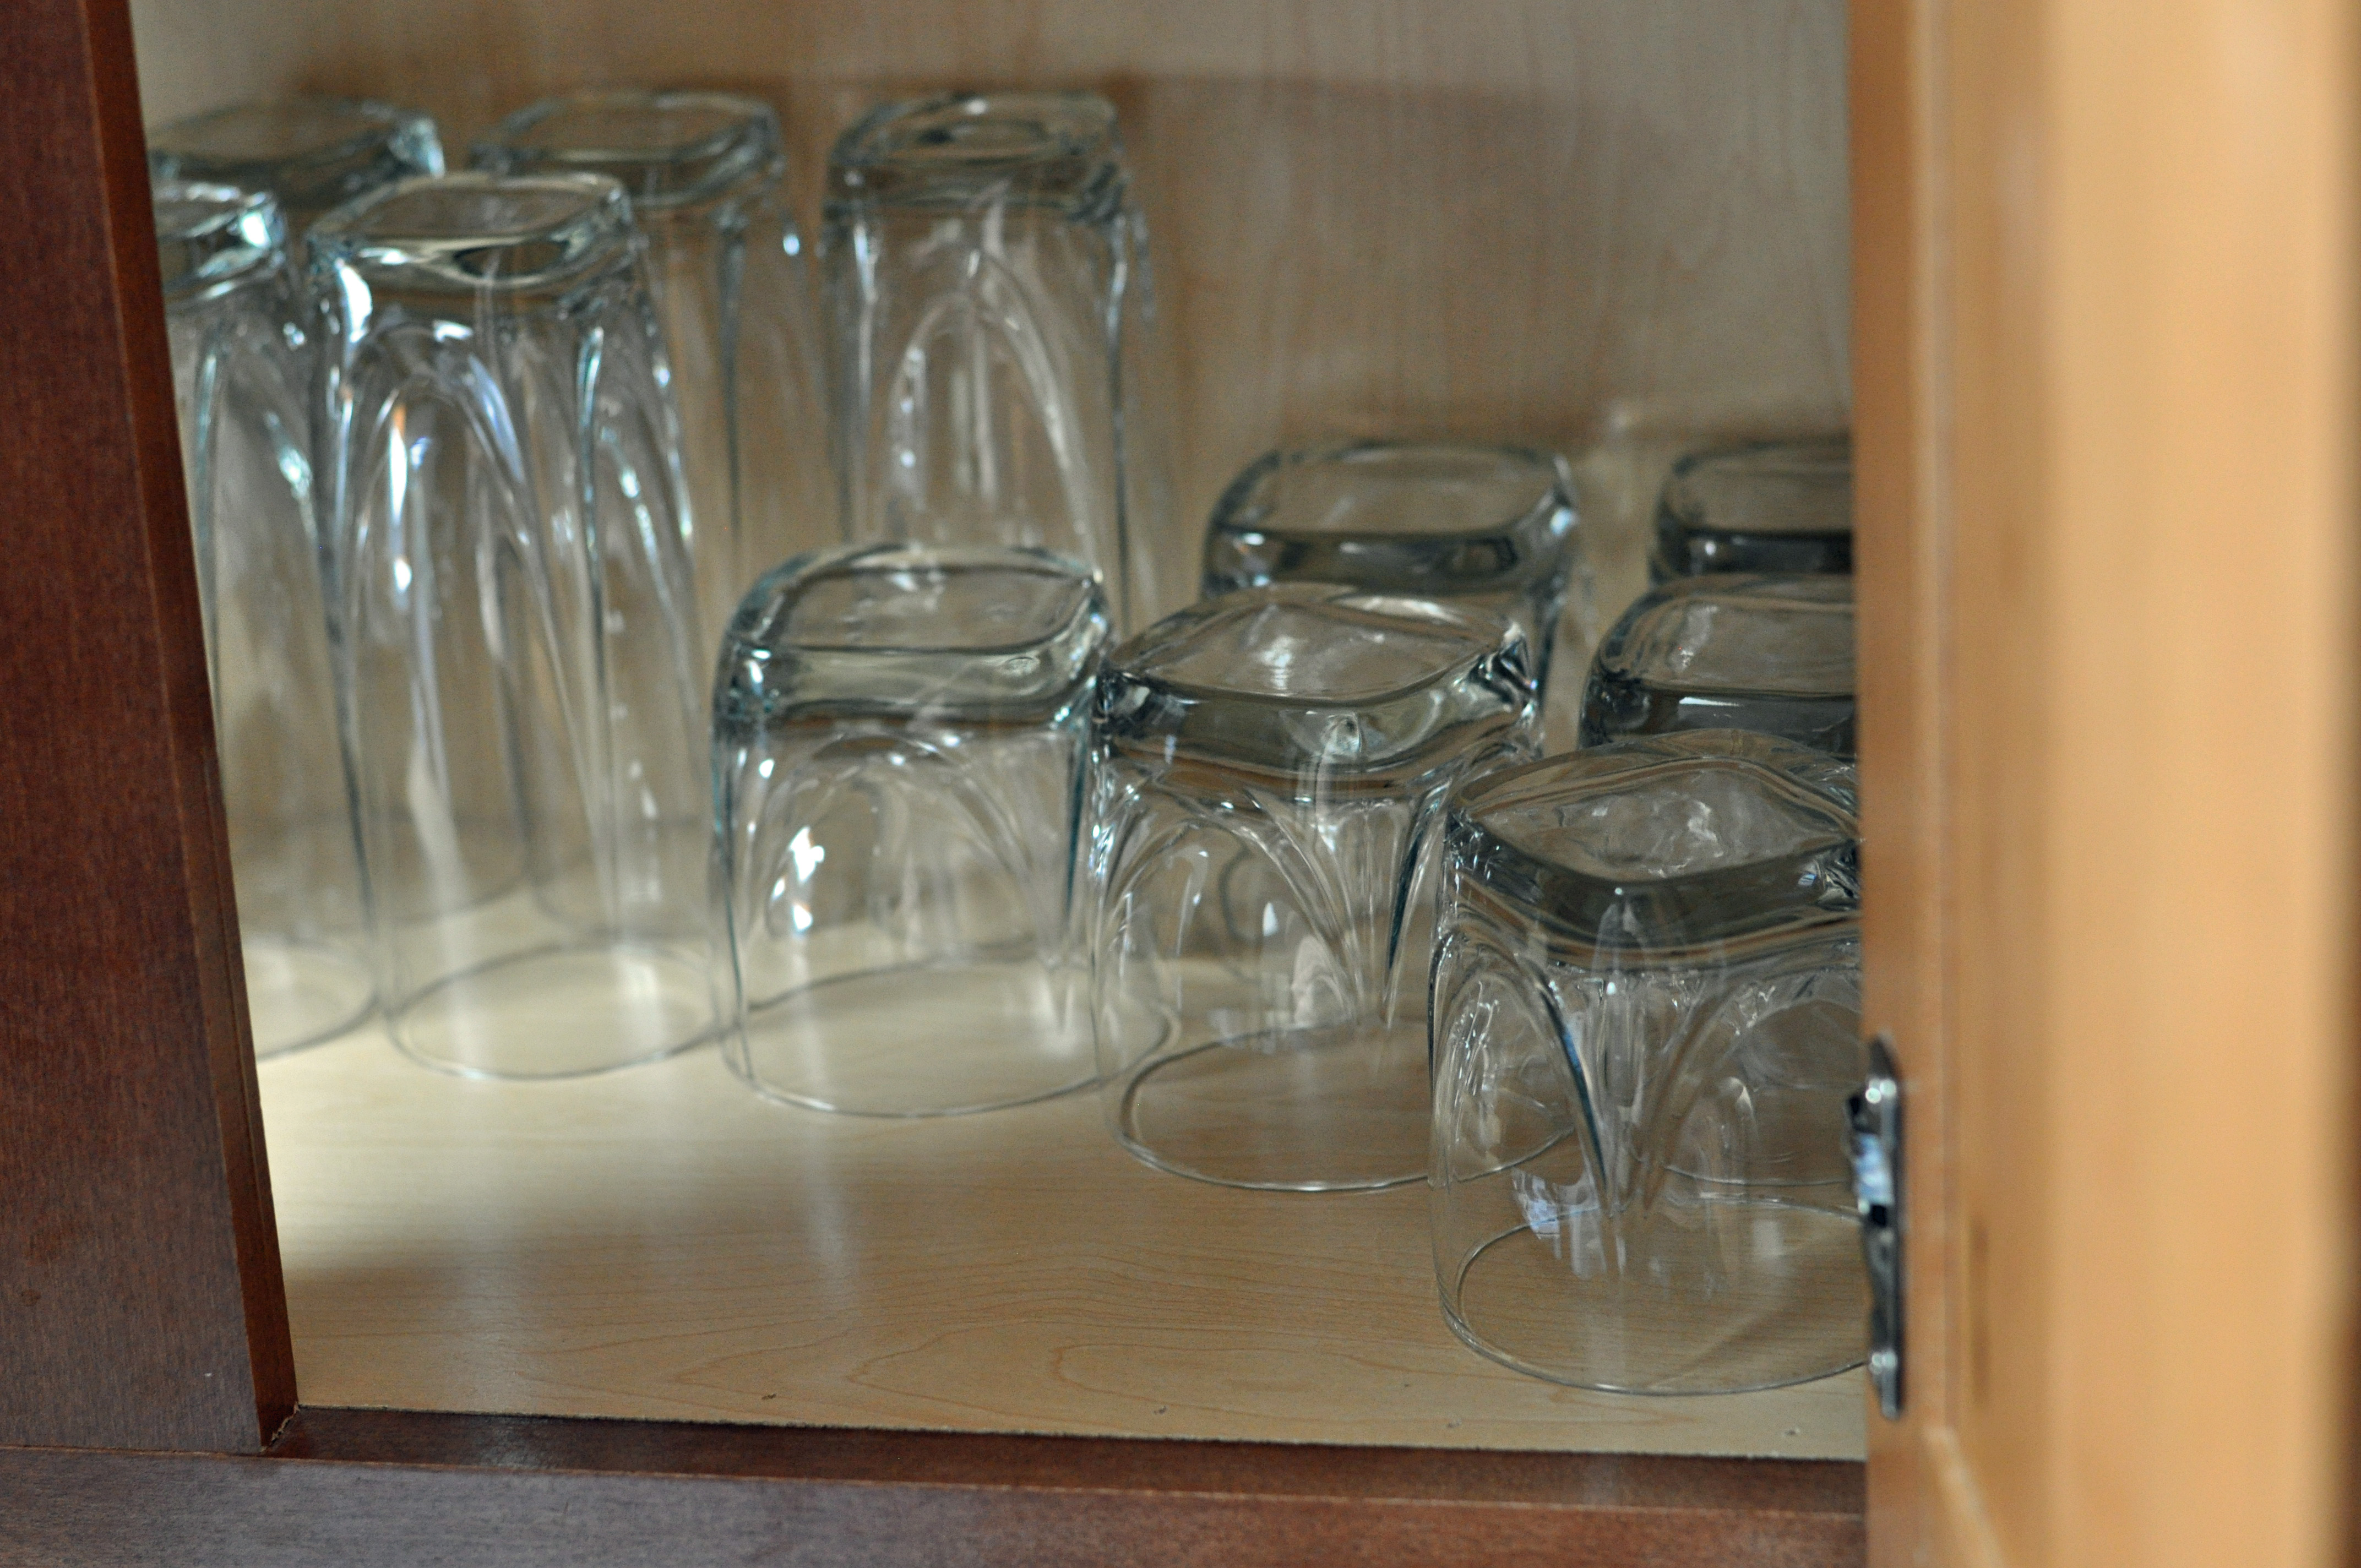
[157, 181, 372, 1056]
[473, 90, 835, 645]
[1430, 731, 1868, 1394]
[825, 91, 1166, 631]
[1578, 573, 1855, 756]
[714, 543, 1108, 1115]
[149, 97, 445, 235]
[311, 173, 717, 1077]
[1201, 441, 1593, 700]
[1649, 436, 1852, 581]
[1087, 585, 1536, 1191]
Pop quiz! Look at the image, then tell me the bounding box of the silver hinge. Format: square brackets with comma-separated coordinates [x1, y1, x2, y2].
[1848, 1034, 1904, 1420]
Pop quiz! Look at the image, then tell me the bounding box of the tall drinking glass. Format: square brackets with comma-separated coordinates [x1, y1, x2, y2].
[150, 97, 444, 236]
[311, 172, 716, 1077]
[474, 90, 834, 643]
[825, 91, 1165, 630]
[157, 180, 372, 1056]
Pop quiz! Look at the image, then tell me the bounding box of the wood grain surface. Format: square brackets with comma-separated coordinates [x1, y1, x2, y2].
[259, 1028, 1867, 1457]
[1854, 0, 2361, 1565]
[0, 0, 293, 1454]
[125, 0, 1849, 624]
[1, 1417, 1865, 1567]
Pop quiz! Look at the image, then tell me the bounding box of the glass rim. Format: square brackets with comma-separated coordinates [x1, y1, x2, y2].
[735, 542, 1106, 658]
[472, 89, 785, 213]
[1444, 730, 1859, 959]
[306, 171, 638, 296]
[1108, 583, 1517, 712]
[1658, 434, 1853, 532]
[153, 179, 284, 302]
[147, 96, 444, 217]
[1209, 439, 1575, 546]
[1595, 570, 1855, 697]
[828, 90, 1123, 213]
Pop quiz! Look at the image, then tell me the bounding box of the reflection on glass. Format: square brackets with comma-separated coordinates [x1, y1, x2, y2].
[312, 172, 716, 1077]
[825, 91, 1167, 630]
[1430, 731, 1867, 1394]
[474, 90, 835, 644]
[1089, 584, 1536, 1191]
[157, 179, 372, 1056]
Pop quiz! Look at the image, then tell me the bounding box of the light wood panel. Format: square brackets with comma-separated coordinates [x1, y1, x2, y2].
[126, 0, 1848, 623]
[1855, 0, 2361, 1564]
[258, 1026, 1866, 1457]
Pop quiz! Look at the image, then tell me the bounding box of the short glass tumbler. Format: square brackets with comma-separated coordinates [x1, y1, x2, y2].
[313, 173, 717, 1077]
[1430, 731, 1868, 1394]
[715, 544, 1108, 1115]
[474, 91, 834, 642]
[1579, 573, 1854, 756]
[1089, 585, 1536, 1191]
[157, 181, 373, 1055]
[826, 92, 1165, 630]
[1649, 437, 1852, 581]
[150, 97, 444, 234]
[1201, 441, 1591, 698]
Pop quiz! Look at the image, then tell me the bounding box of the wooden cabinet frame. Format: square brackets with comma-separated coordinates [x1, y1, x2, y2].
[9, 0, 2355, 1561]
[0, 2, 1864, 1556]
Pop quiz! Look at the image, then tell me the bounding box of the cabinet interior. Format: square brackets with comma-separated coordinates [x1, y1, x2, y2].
[128, 0, 1860, 1458]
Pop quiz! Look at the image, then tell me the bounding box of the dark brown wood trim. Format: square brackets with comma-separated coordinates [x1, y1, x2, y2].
[0, 0, 293, 1453]
[0, 1410, 1863, 1567]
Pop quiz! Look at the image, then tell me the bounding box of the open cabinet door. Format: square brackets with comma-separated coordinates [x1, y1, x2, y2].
[1852, 2, 2359, 1565]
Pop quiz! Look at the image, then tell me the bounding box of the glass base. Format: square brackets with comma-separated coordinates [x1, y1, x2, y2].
[736, 960, 1094, 1117]
[1443, 1200, 1867, 1394]
[1112, 1025, 1430, 1191]
[392, 945, 715, 1080]
[244, 938, 376, 1058]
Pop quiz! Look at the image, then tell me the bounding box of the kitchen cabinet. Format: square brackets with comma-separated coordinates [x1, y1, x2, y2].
[2, 2, 2351, 1564]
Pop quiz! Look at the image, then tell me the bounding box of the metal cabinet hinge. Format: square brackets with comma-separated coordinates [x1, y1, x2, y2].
[1848, 1035, 1904, 1420]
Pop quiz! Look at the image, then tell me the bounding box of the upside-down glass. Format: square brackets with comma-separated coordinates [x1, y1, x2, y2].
[1579, 573, 1855, 756]
[1089, 585, 1536, 1190]
[312, 173, 716, 1077]
[1649, 437, 1853, 581]
[150, 97, 445, 235]
[157, 181, 373, 1056]
[1201, 441, 1593, 699]
[474, 91, 834, 643]
[1430, 731, 1868, 1393]
[826, 92, 1165, 630]
[714, 544, 1107, 1115]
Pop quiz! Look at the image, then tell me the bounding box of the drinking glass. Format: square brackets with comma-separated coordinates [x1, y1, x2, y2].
[1649, 436, 1852, 581]
[474, 90, 834, 644]
[714, 543, 1108, 1115]
[156, 180, 372, 1056]
[1201, 441, 1592, 700]
[149, 97, 444, 235]
[1088, 585, 1536, 1190]
[1430, 731, 1867, 1393]
[311, 172, 716, 1077]
[825, 91, 1165, 631]
[1577, 573, 1854, 756]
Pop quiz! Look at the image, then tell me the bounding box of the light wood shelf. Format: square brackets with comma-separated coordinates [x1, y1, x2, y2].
[260, 1025, 1866, 1458]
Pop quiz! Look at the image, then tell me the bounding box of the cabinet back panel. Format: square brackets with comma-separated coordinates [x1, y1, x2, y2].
[127, 0, 1848, 618]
